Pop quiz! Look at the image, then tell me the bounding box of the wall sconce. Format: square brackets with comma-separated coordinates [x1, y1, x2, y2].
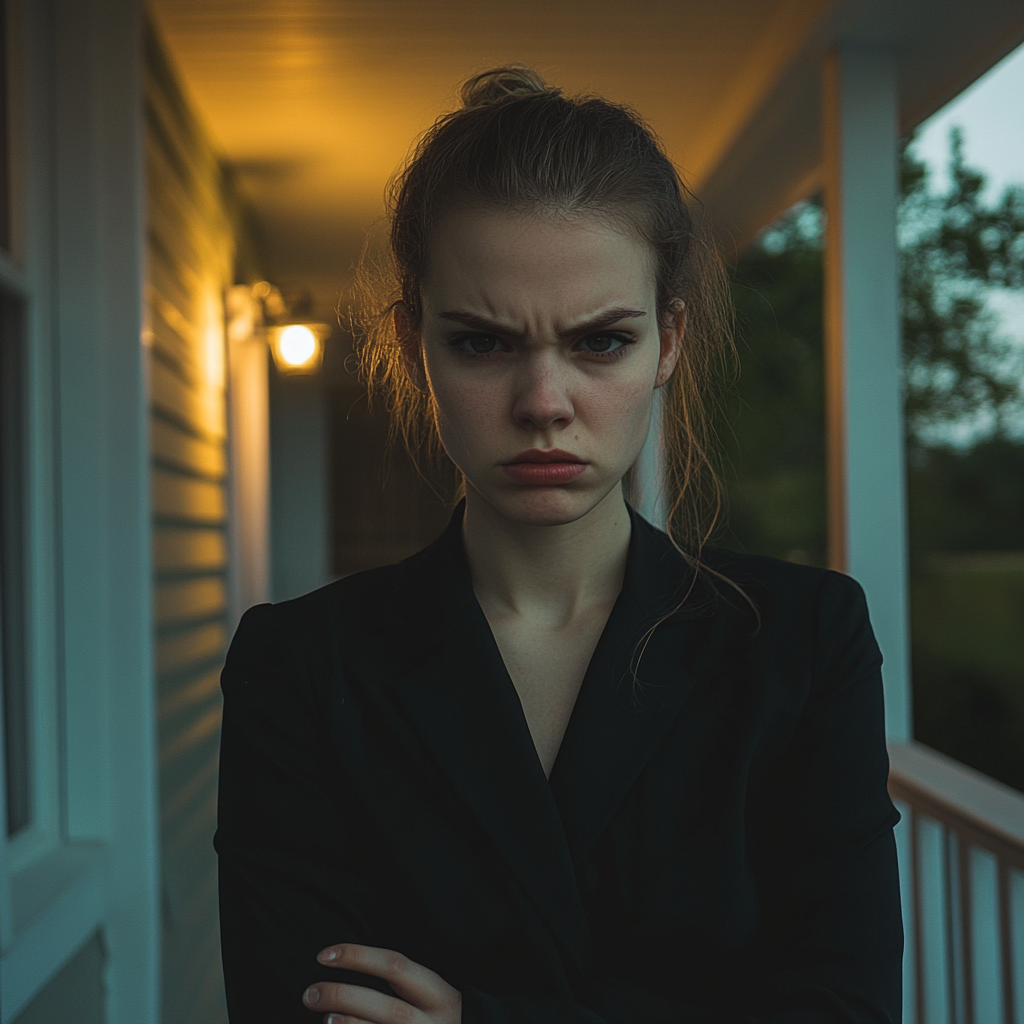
[267, 322, 330, 375]
[250, 281, 330, 376]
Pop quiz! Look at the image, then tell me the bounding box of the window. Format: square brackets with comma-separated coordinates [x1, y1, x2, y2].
[0, 0, 24, 840]
[1, 287, 26, 837]
[0, 0, 8, 253]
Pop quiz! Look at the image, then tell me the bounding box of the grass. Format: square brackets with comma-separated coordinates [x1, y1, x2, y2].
[910, 556, 1024, 793]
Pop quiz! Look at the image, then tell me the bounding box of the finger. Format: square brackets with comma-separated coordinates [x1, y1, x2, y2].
[303, 980, 419, 1023]
[317, 944, 456, 1011]
[323, 1015, 373, 1024]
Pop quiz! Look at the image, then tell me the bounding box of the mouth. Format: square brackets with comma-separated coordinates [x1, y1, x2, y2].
[505, 448, 584, 465]
[501, 449, 588, 485]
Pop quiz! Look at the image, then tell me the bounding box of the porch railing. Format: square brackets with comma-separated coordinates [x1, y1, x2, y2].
[889, 741, 1024, 1024]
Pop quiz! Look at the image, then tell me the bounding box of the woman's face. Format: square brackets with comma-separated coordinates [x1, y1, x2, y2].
[412, 207, 682, 527]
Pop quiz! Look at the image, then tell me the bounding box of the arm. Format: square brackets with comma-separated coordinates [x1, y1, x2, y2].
[738, 569, 904, 1023]
[216, 603, 394, 1022]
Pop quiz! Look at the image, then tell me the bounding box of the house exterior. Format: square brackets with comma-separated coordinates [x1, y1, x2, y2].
[0, 1, 1021, 1022]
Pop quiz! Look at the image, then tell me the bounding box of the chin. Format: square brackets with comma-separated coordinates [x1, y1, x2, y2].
[485, 485, 610, 528]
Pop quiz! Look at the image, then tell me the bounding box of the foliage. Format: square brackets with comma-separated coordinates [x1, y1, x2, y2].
[723, 206, 826, 563]
[910, 565, 1024, 794]
[722, 130, 1024, 562]
[900, 129, 1024, 450]
[908, 439, 1024, 556]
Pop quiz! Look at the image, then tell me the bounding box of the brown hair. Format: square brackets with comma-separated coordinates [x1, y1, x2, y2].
[355, 64, 736, 564]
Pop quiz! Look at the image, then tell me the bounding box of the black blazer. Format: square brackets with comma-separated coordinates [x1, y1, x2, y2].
[215, 504, 903, 1023]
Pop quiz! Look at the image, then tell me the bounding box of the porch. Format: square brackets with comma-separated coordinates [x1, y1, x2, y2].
[1, 1, 1022, 1021]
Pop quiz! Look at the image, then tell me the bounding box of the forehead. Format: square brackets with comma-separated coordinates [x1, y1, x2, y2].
[422, 207, 656, 314]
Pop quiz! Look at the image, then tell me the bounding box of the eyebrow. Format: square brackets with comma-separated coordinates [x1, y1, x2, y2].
[437, 307, 647, 338]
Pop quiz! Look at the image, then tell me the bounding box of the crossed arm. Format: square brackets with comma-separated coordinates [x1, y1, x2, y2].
[217, 580, 902, 1024]
[300, 943, 461, 1024]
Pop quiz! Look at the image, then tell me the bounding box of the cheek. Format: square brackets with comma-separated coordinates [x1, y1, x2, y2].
[427, 372, 504, 455]
[583, 373, 655, 446]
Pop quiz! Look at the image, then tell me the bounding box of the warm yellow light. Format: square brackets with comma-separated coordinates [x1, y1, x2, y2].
[278, 324, 317, 367]
[268, 322, 328, 375]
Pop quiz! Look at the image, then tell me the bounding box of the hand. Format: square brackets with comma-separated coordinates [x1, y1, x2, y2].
[303, 943, 462, 1024]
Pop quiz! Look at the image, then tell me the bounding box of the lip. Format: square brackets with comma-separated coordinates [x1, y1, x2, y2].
[506, 448, 584, 464]
[501, 449, 588, 485]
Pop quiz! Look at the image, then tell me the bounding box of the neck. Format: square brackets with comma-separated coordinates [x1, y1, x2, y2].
[461, 484, 631, 626]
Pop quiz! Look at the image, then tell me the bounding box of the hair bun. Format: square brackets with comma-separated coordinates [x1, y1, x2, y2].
[460, 65, 554, 109]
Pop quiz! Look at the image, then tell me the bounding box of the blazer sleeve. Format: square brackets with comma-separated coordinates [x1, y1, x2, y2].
[216, 603, 394, 1023]
[735, 568, 904, 1022]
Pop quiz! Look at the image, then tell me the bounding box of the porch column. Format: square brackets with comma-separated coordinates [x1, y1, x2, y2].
[822, 46, 911, 741]
[633, 390, 669, 530]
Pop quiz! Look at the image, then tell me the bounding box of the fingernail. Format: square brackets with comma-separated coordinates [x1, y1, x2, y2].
[303, 986, 320, 1005]
[318, 948, 338, 962]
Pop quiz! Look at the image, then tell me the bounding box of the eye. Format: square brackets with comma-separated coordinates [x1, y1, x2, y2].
[577, 332, 633, 357]
[449, 333, 506, 356]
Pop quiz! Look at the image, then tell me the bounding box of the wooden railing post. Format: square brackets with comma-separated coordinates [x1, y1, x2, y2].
[889, 742, 1024, 1024]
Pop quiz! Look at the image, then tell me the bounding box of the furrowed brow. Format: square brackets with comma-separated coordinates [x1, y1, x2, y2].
[437, 307, 647, 337]
[437, 310, 515, 333]
[557, 308, 647, 337]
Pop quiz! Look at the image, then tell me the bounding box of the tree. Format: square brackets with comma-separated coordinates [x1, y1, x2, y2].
[722, 130, 1024, 562]
[723, 204, 827, 563]
[900, 128, 1024, 452]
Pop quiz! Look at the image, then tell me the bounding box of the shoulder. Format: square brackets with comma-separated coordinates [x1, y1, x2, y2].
[698, 547, 881, 684]
[696, 545, 863, 611]
[230, 561, 407, 657]
[700, 545, 830, 595]
[275, 559, 409, 626]
[227, 528, 458, 678]
[682, 543, 876, 659]
[627, 512, 868, 638]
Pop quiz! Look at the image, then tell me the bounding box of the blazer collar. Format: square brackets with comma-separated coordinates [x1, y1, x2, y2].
[548, 505, 710, 866]
[388, 506, 591, 975]
[387, 500, 714, 973]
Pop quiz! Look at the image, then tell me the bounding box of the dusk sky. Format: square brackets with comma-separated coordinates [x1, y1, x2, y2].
[915, 42, 1024, 199]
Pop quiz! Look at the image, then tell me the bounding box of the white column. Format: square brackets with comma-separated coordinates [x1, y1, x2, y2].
[632, 389, 669, 530]
[822, 46, 911, 742]
[226, 286, 271, 626]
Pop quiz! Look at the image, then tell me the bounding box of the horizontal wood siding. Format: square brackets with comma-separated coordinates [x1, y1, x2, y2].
[145, 18, 236, 1024]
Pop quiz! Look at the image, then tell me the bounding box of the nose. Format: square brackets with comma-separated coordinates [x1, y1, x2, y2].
[510, 353, 575, 433]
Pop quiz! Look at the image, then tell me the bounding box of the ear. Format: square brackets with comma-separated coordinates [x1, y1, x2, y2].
[655, 299, 685, 388]
[394, 302, 428, 391]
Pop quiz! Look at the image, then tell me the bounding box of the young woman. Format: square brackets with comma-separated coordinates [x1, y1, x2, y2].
[216, 67, 903, 1023]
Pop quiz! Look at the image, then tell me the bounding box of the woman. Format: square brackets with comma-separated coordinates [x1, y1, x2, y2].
[216, 67, 903, 1023]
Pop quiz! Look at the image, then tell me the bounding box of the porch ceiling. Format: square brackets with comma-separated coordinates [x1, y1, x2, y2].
[149, 0, 1024, 312]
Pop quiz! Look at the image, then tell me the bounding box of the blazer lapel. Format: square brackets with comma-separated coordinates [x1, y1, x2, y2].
[549, 510, 711, 867]
[388, 510, 592, 976]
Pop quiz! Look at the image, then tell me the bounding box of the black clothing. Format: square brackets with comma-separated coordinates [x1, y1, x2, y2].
[215, 504, 902, 1022]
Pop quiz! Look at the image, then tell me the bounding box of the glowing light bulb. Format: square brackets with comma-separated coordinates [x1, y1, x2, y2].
[278, 325, 317, 367]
